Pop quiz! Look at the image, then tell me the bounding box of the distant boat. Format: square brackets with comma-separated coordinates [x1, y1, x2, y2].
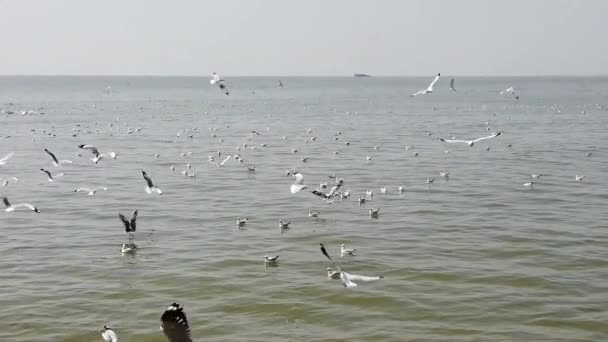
[353, 73, 371, 77]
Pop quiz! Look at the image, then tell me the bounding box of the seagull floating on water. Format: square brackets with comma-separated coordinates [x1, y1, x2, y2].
[3, 196, 39, 213]
[236, 217, 248, 227]
[523, 181, 534, 189]
[142, 170, 163, 195]
[340, 243, 356, 257]
[308, 210, 320, 218]
[100, 325, 118, 342]
[264, 255, 280, 265]
[411, 73, 440, 96]
[290, 172, 308, 194]
[575, 175, 584, 181]
[279, 220, 291, 230]
[161, 303, 193, 342]
[369, 208, 380, 218]
[438, 131, 502, 147]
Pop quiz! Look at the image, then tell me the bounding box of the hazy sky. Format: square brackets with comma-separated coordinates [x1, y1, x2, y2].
[0, 0, 606, 76]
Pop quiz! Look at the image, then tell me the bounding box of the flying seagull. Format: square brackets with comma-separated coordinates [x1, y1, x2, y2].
[73, 187, 108, 196]
[411, 73, 440, 96]
[0, 152, 15, 166]
[3, 196, 40, 213]
[142, 170, 163, 195]
[319, 243, 382, 288]
[77, 144, 104, 164]
[312, 179, 343, 200]
[43, 148, 72, 166]
[161, 303, 192, 342]
[2, 177, 19, 187]
[210, 72, 229, 95]
[450, 78, 456, 91]
[40, 168, 64, 182]
[438, 131, 502, 147]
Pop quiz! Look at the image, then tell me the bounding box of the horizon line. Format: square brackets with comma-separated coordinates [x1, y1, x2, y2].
[0, 73, 607, 78]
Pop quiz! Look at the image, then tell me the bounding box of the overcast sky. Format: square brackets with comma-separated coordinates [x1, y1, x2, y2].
[0, 0, 605, 76]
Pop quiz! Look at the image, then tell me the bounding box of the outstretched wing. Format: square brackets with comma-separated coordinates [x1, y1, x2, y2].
[78, 144, 100, 157]
[161, 303, 192, 342]
[40, 168, 53, 179]
[130, 209, 138, 231]
[2, 197, 10, 208]
[312, 190, 328, 199]
[44, 149, 59, 164]
[438, 138, 469, 144]
[118, 213, 131, 231]
[426, 73, 440, 92]
[471, 131, 502, 143]
[142, 170, 154, 188]
[0, 152, 15, 163]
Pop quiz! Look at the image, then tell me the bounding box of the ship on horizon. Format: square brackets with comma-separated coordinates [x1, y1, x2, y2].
[353, 73, 371, 77]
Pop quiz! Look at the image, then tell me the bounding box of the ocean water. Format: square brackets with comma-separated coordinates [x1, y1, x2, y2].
[0, 76, 607, 341]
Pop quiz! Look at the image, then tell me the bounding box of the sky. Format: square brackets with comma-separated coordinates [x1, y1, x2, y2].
[0, 0, 606, 76]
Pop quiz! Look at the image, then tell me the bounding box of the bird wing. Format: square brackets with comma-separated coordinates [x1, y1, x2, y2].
[0, 152, 15, 163]
[311, 190, 328, 199]
[141, 171, 154, 187]
[294, 173, 305, 185]
[344, 272, 382, 282]
[161, 303, 192, 342]
[320, 243, 341, 271]
[44, 149, 59, 164]
[438, 138, 470, 144]
[40, 169, 52, 179]
[340, 271, 358, 288]
[219, 154, 232, 166]
[15, 203, 36, 211]
[410, 89, 424, 97]
[471, 131, 502, 143]
[75, 187, 92, 193]
[118, 213, 131, 230]
[2, 197, 10, 208]
[450, 78, 455, 90]
[130, 209, 138, 231]
[426, 74, 440, 92]
[78, 144, 100, 156]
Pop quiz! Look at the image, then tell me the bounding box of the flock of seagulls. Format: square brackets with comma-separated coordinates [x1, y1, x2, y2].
[0, 72, 596, 341]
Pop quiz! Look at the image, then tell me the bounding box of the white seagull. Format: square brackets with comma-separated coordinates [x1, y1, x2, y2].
[264, 255, 280, 265]
[161, 303, 193, 342]
[411, 73, 441, 96]
[0, 152, 15, 166]
[100, 325, 118, 342]
[142, 170, 163, 195]
[308, 210, 320, 218]
[279, 220, 291, 230]
[43, 148, 72, 167]
[438, 131, 502, 147]
[320, 243, 383, 288]
[523, 181, 534, 189]
[77, 144, 109, 164]
[73, 187, 108, 196]
[3, 196, 40, 213]
[290, 172, 308, 194]
[210, 72, 229, 95]
[40, 168, 64, 182]
[236, 217, 248, 227]
[340, 243, 356, 257]
[575, 175, 584, 181]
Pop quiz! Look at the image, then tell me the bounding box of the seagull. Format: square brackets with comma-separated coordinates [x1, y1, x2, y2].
[398, 185, 404, 193]
[450, 78, 456, 91]
[575, 175, 585, 181]
[161, 303, 192, 342]
[438, 131, 502, 147]
[308, 210, 320, 218]
[531, 174, 542, 179]
[369, 208, 380, 218]
[73, 187, 108, 196]
[3, 197, 39, 213]
[142, 170, 163, 195]
[340, 244, 356, 257]
[319, 243, 383, 288]
[210, 72, 229, 95]
[236, 217, 248, 227]
[379, 187, 387, 194]
[290, 172, 308, 194]
[365, 190, 373, 198]
[2, 177, 19, 187]
[100, 325, 118, 342]
[264, 255, 280, 265]
[0, 152, 15, 166]
[439, 171, 450, 178]
[500, 86, 520, 100]
[43, 149, 72, 167]
[210, 154, 232, 167]
[358, 196, 366, 205]
[119, 209, 138, 244]
[411, 73, 440, 96]
[327, 267, 341, 279]
[77, 144, 109, 164]
[312, 179, 343, 200]
[279, 220, 291, 230]
[523, 181, 534, 189]
[40, 168, 64, 182]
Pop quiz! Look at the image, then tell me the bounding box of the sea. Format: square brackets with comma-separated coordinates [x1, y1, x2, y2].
[0, 76, 607, 341]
